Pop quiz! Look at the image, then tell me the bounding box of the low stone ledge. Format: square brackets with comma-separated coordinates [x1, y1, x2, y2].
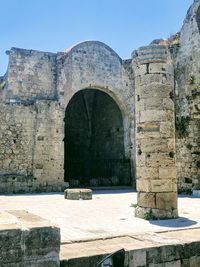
[64, 189, 92, 200]
[0, 210, 60, 267]
[60, 228, 200, 267]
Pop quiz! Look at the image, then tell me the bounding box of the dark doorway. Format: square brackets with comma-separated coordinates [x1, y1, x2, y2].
[64, 89, 131, 187]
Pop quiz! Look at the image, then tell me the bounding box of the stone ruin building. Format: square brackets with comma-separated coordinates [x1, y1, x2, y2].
[0, 0, 200, 219]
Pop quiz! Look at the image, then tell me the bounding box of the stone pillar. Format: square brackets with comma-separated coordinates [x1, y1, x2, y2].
[132, 45, 178, 219]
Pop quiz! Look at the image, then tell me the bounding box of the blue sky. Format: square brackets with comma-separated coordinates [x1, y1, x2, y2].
[1, 0, 193, 75]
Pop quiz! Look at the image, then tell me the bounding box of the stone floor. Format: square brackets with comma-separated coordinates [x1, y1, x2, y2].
[0, 189, 200, 243]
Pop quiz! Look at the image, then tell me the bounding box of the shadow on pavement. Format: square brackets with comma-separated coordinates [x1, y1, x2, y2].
[93, 189, 136, 195]
[149, 217, 197, 228]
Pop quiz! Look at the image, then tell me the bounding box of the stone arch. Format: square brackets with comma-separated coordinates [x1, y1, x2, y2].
[57, 41, 135, 187]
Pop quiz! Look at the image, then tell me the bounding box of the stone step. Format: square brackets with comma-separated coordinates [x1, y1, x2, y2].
[60, 228, 200, 267]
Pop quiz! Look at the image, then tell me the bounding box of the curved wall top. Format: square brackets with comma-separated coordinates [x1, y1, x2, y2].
[57, 41, 134, 119]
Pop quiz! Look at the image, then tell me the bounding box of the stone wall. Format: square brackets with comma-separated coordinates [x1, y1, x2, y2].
[0, 101, 67, 193]
[0, 210, 60, 267]
[60, 228, 200, 267]
[175, 0, 200, 192]
[4, 48, 57, 101]
[0, 41, 134, 193]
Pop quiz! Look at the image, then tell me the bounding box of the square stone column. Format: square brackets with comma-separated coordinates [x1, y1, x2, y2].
[132, 45, 178, 219]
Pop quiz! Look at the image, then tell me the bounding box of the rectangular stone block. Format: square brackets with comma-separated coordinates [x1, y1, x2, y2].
[146, 153, 175, 168]
[156, 192, 177, 210]
[160, 121, 175, 138]
[151, 179, 174, 192]
[165, 260, 181, 267]
[137, 122, 160, 133]
[140, 110, 173, 123]
[137, 122, 160, 138]
[139, 84, 172, 99]
[159, 167, 176, 179]
[149, 62, 174, 75]
[129, 249, 146, 266]
[137, 167, 159, 179]
[143, 97, 163, 110]
[140, 74, 174, 87]
[138, 138, 174, 153]
[136, 179, 151, 192]
[134, 64, 147, 77]
[138, 192, 156, 208]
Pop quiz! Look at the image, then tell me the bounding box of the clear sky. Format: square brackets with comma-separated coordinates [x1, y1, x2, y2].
[0, 0, 193, 75]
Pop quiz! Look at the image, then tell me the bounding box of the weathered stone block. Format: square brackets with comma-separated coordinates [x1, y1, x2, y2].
[129, 249, 146, 266]
[138, 138, 173, 153]
[137, 122, 160, 139]
[160, 121, 175, 138]
[151, 208, 178, 219]
[0, 210, 60, 266]
[136, 167, 158, 179]
[159, 167, 176, 179]
[156, 193, 177, 211]
[64, 189, 92, 200]
[165, 260, 181, 267]
[140, 110, 173, 123]
[149, 62, 174, 75]
[64, 189, 80, 200]
[136, 179, 151, 192]
[138, 84, 172, 99]
[138, 192, 156, 208]
[151, 179, 174, 192]
[146, 153, 175, 168]
[80, 189, 93, 200]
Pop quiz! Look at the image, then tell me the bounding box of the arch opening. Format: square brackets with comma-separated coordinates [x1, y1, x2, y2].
[64, 89, 131, 187]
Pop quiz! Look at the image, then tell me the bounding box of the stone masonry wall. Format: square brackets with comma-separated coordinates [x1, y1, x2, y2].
[0, 101, 67, 193]
[0, 210, 60, 267]
[57, 41, 135, 186]
[175, 0, 200, 192]
[0, 41, 134, 193]
[4, 47, 57, 101]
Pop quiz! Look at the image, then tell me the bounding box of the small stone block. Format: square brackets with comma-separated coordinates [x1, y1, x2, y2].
[64, 189, 80, 200]
[64, 189, 92, 200]
[80, 189, 92, 200]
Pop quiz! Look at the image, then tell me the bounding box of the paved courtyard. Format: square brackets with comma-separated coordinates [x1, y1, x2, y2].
[0, 189, 200, 243]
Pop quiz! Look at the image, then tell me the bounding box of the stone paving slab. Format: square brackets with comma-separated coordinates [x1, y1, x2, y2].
[0, 190, 200, 243]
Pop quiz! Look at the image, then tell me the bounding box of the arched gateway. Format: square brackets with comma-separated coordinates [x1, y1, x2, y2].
[58, 41, 135, 187]
[0, 39, 180, 219]
[64, 88, 131, 187]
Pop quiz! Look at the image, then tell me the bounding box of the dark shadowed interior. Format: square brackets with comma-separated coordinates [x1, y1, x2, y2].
[64, 89, 131, 187]
[197, 6, 200, 32]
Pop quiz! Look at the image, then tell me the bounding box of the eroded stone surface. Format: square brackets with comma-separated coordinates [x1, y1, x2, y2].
[64, 188, 92, 200]
[0, 210, 60, 267]
[60, 228, 200, 267]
